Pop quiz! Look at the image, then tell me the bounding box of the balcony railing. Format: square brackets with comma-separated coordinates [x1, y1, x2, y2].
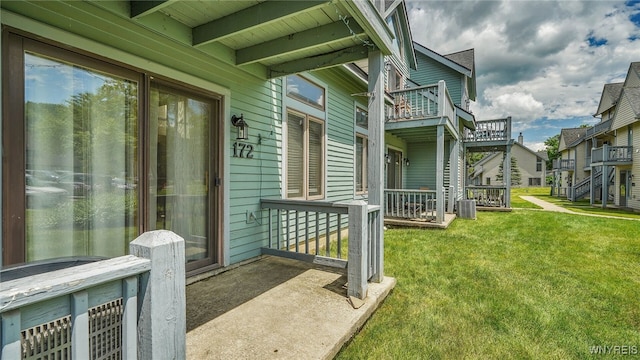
[465, 186, 508, 207]
[463, 118, 511, 142]
[387, 80, 455, 123]
[383, 189, 438, 220]
[1, 231, 186, 359]
[552, 159, 575, 171]
[260, 198, 381, 299]
[591, 145, 633, 164]
[585, 119, 612, 138]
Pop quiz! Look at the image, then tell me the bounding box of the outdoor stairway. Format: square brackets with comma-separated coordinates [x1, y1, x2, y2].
[570, 167, 614, 201]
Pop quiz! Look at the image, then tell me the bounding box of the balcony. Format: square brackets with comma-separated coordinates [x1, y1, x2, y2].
[553, 159, 576, 171]
[591, 145, 633, 165]
[463, 118, 512, 143]
[585, 119, 612, 138]
[386, 80, 455, 123]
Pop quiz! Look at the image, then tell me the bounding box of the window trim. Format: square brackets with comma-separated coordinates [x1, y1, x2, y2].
[285, 108, 325, 200]
[355, 134, 368, 195]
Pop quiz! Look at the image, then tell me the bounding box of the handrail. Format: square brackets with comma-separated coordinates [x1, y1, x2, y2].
[591, 145, 633, 163]
[1, 256, 150, 312]
[465, 186, 508, 207]
[386, 81, 455, 124]
[260, 198, 382, 299]
[463, 118, 511, 142]
[552, 158, 575, 170]
[585, 119, 612, 138]
[384, 189, 438, 221]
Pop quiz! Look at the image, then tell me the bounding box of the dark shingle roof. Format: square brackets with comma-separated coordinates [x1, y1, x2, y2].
[444, 49, 474, 72]
[594, 82, 623, 116]
[560, 127, 588, 149]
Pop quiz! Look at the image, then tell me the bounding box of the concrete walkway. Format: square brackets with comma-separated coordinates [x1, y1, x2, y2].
[519, 196, 639, 220]
[186, 256, 396, 360]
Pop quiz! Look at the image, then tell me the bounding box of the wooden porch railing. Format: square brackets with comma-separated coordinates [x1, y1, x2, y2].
[552, 159, 575, 171]
[1, 231, 186, 360]
[387, 80, 455, 122]
[463, 118, 511, 142]
[383, 189, 438, 220]
[585, 119, 612, 138]
[260, 199, 382, 300]
[591, 145, 633, 164]
[465, 186, 508, 207]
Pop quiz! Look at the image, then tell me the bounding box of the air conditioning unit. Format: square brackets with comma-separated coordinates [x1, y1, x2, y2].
[457, 200, 477, 220]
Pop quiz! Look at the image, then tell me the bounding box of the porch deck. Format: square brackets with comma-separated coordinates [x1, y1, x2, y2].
[384, 213, 457, 229]
[185, 256, 396, 360]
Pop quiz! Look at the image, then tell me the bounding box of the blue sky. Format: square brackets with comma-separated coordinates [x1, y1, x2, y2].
[407, 0, 640, 151]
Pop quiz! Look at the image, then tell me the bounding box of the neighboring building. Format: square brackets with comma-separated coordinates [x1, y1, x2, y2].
[470, 134, 547, 188]
[382, 42, 479, 225]
[554, 62, 638, 210]
[596, 62, 639, 210]
[0, 0, 414, 281]
[552, 127, 588, 198]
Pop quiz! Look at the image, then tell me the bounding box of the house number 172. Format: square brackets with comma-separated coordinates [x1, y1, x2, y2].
[233, 142, 254, 159]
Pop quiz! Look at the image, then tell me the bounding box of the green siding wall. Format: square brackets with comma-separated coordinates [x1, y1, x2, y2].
[411, 52, 464, 106]
[3, 1, 368, 267]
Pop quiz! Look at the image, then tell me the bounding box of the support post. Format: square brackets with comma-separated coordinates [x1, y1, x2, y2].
[602, 164, 609, 208]
[348, 200, 368, 300]
[590, 166, 595, 206]
[436, 125, 445, 223]
[1, 310, 21, 359]
[71, 291, 89, 359]
[130, 230, 186, 360]
[449, 138, 459, 213]
[367, 50, 385, 282]
[504, 144, 512, 207]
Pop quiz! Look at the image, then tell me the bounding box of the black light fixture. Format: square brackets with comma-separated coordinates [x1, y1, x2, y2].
[231, 114, 249, 140]
[384, 153, 391, 163]
[404, 158, 410, 167]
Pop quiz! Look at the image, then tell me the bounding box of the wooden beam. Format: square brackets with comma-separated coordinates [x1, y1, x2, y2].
[268, 45, 369, 78]
[193, 0, 327, 46]
[130, 0, 171, 19]
[236, 20, 364, 65]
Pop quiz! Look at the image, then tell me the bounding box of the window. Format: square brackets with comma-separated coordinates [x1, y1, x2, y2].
[486, 177, 491, 185]
[356, 106, 368, 129]
[3, 32, 221, 270]
[536, 158, 543, 172]
[286, 109, 324, 199]
[529, 178, 542, 186]
[356, 135, 368, 193]
[355, 106, 368, 193]
[286, 75, 325, 110]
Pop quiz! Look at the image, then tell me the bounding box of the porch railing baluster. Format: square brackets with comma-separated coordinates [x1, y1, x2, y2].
[337, 214, 342, 259]
[295, 211, 300, 253]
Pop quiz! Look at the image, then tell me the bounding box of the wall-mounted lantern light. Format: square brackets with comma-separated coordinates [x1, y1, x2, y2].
[404, 158, 410, 167]
[384, 153, 391, 163]
[231, 114, 249, 140]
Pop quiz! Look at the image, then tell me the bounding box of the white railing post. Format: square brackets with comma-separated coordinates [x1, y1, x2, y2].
[437, 80, 445, 117]
[130, 230, 186, 360]
[1, 310, 21, 359]
[348, 200, 369, 300]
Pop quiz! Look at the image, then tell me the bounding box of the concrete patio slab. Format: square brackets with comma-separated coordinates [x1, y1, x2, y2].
[186, 256, 396, 360]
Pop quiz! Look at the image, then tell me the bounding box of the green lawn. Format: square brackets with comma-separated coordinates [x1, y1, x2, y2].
[510, 187, 550, 209]
[510, 187, 640, 220]
[338, 211, 640, 359]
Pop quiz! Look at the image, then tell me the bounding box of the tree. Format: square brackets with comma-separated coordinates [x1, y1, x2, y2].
[544, 134, 560, 170]
[496, 154, 522, 186]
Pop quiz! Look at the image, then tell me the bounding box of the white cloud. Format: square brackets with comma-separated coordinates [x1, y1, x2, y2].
[406, 0, 640, 147]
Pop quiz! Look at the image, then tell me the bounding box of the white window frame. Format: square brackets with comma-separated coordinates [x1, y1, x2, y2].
[283, 75, 327, 200]
[354, 104, 368, 195]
